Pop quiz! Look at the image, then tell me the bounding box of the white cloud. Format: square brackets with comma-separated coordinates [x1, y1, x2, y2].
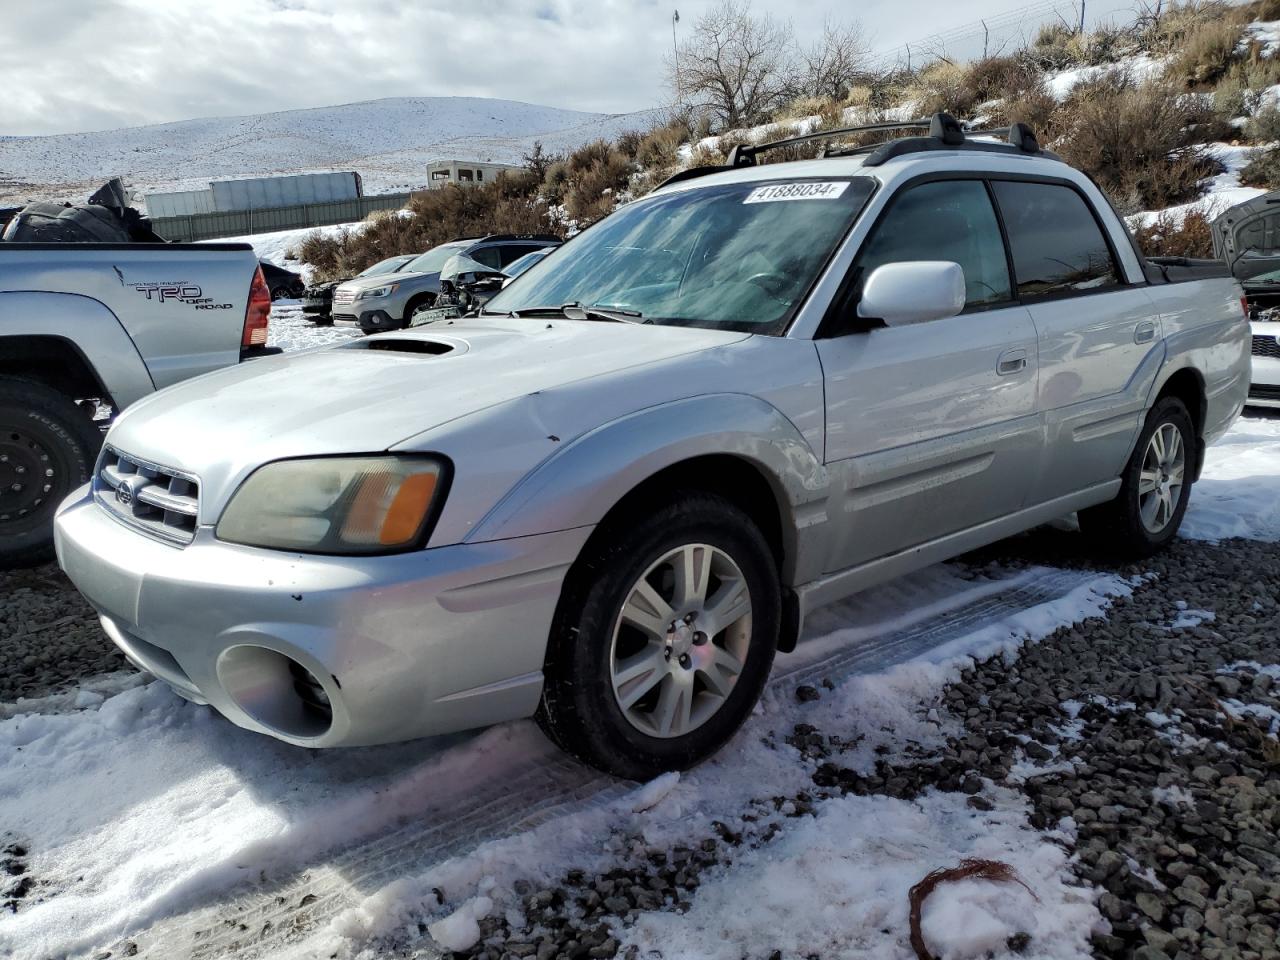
[1, 0, 1140, 136]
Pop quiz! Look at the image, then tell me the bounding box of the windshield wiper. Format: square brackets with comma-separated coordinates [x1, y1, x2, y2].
[508, 302, 647, 324]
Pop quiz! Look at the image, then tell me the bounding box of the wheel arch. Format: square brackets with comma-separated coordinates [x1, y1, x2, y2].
[463, 393, 830, 649]
[1151, 365, 1207, 479]
[0, 334, 113, 407]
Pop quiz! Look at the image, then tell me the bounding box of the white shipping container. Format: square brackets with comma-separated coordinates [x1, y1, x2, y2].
[144, 188, 217, 217]
[209, 172, 362, 212]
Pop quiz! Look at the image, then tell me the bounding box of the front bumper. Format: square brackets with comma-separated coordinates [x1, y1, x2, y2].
[54, 486, 591, 747]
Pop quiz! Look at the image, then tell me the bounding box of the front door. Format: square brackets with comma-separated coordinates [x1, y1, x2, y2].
[817, 178, 1041, 574]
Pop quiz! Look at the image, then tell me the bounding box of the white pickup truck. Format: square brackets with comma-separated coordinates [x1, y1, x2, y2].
[0, 240, 274, 566]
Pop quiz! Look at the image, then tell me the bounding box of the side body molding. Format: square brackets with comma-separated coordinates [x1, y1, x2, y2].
[465, 393, 831, 587]
[0, 291, 155, 408]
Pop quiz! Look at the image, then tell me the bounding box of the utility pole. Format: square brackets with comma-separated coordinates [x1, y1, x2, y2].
[982, 20, 989, 59]
[672, 9, 681, 104]
[1078, 1, 1086, 34]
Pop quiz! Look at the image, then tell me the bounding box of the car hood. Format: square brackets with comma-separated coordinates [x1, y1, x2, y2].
[108, 319, 750, 516]
[338, 270, 434, 291]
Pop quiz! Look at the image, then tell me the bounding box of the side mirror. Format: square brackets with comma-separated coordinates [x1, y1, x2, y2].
[857, 261, 965, 327]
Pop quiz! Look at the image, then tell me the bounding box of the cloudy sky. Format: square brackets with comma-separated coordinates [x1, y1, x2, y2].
[1, 0, 1136, 137]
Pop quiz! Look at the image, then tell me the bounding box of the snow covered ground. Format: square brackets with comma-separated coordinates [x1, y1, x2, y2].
[2, 401, 1277, 959]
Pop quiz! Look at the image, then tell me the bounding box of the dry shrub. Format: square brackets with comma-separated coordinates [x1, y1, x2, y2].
[1163, 17, 1248, 87]
[844, 84, 874, 107]
[1246, 105, 1280, 142]
[1241, 144, 1280, 186]
[296, 171, 558, 282]
[1056, 73, 1222, 212]
[557, 140, 633, 223]
[1246, 0, 1280, 19]
[965, 56, 1041, 105]
[1029, 22, 1083, 70]
[1132, 209, 1215, 257]
[991, 79, 1061, 139]
[907, 60, 980, 118]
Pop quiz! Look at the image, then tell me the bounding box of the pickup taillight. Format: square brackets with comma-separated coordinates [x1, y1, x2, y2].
[243, 266, 272, 348]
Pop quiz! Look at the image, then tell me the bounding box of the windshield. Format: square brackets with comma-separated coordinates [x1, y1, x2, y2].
[357, 256, 413, 278]
[404, 241, 470, 275]
[484, 177, 874, 334]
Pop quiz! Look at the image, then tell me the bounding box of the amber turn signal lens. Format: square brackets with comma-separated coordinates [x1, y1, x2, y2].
[379, 471, 438, 545]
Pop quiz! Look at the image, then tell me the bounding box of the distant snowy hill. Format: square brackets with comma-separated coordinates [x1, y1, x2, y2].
[0, 96, 662, 206]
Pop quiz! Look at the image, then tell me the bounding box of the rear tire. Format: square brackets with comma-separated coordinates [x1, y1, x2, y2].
[1079, 396, 1195, 558]
[0, 377, 103, 569]
[536, 492, 780, 780]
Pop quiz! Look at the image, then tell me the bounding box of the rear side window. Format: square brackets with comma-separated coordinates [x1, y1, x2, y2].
[468, 246, 503, 269]
[496, 245, 537, 267]
[856, 180, 1011, 309]
[992, 180, 1119, 298]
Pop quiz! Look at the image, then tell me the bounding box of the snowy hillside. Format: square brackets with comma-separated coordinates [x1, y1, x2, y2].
[0, 96, 662, 206]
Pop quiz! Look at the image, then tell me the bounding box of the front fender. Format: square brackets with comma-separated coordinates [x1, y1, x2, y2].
[0, 291, 154, 408]
[465, 393, 831, 586]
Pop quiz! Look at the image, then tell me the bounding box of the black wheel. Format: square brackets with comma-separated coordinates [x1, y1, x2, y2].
[0, 377, 103, 568]
[536, 492, 781, 780]
[1079, 396, 1194, 558]
[308, 313, 334, 327]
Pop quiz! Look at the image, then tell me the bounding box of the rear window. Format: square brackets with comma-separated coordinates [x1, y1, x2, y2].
[992, 180, 1119, 298]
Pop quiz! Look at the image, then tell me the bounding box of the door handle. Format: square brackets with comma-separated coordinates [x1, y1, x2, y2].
[1135, 320, 1157, 344]
[997, 348, 1027, 376]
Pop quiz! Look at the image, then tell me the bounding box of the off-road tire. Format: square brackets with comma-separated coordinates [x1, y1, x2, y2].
[536, 492, 781, 780]
[1079, 396, 1195, 558]
[0, 377, 103, 568]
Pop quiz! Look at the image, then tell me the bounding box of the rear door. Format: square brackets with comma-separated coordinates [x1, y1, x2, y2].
[816, 178, 1041, 573]
[991, 179, 1161, 501]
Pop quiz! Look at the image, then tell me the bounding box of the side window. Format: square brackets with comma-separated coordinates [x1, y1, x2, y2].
[857, 180, 1011, 309]
[468, 246, 503, 270]
[992, 180, 1119, 298]
[457, 169, 475, 182]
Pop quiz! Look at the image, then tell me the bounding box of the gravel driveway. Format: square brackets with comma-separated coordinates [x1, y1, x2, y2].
[0, 563, 123, 704]
[2, 512, 1277, 960]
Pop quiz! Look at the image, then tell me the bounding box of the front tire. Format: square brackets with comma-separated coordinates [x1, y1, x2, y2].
[536, 492, 781, 780]
[0, 377, 103, 568]
[1079, 396, 1194, 558]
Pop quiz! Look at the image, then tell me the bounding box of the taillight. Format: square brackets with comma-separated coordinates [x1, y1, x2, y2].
[243, 267, 272, 348]
[1241, 295, 1251, 319]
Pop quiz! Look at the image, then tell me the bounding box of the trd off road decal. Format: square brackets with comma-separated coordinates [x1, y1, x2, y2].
[123, 278, 233, 310]
[743, 181, 851, 203]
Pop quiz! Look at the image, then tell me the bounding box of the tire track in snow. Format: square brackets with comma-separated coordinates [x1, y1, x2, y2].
[125, 565, 1104, 960]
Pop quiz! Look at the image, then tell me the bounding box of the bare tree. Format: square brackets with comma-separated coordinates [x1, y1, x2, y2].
[667, 1, 795, 130]
[796, 18, 870, 102]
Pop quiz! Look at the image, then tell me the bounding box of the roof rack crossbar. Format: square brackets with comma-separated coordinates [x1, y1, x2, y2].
[726, 117, 933, 167]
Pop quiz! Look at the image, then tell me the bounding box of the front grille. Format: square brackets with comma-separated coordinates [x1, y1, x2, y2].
[96, 447, 199, 544]
[1249, 383, 1280, 401]
[1252, 334, 1280, 359]
[333, 288, 356, 305]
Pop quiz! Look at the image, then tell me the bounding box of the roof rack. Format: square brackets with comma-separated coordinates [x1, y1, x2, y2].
[448, 234, 562, 243]
[657, 113, 1056, 189]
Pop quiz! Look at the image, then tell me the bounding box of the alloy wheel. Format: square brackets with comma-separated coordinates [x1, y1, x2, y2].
[1138, 422, 1186, 534]
[609, 543, 753, 739]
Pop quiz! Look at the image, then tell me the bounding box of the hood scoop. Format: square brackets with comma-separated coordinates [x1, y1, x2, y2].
[354, 338, 459, 356]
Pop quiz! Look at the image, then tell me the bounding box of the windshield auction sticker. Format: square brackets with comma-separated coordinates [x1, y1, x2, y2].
[743, 181, 851, 203]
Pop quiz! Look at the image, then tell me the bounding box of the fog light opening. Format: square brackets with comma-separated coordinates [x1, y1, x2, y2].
[217, 645, 335, 740]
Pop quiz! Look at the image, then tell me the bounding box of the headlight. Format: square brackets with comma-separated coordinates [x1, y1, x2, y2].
[217, 456, 449, 554]
[359, 283, 399, 299]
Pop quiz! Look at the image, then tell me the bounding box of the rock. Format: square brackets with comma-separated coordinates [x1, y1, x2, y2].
[1136, 891, 1165, 922]
[795, 685, 820, 703]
